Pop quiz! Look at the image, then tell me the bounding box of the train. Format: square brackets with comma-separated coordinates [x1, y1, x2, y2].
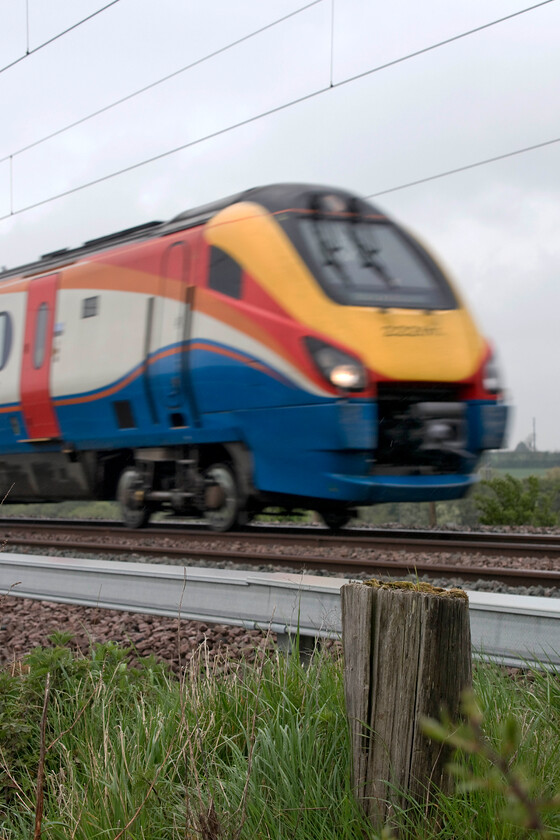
[0, 183, 508, 530]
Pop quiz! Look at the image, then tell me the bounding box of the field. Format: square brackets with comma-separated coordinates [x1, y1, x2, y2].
[484, 467, 551, 480]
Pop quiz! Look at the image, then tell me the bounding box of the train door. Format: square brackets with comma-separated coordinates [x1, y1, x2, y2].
[20, 273, 61, 440]
[144, 242, 197, 426]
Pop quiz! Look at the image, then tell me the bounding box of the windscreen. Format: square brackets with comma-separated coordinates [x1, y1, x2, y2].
[298, 217, 457, 310]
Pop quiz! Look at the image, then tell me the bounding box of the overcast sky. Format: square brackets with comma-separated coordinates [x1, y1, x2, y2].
[1, 0, 558, 450]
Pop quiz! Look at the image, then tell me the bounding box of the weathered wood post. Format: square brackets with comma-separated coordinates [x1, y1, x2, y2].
[342, 579, 471, 830]
[428, 501, 437, 528]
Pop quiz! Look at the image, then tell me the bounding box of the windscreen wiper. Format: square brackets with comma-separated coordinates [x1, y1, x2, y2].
[349, 222, 399, 288]
[313, 218, 352, 286]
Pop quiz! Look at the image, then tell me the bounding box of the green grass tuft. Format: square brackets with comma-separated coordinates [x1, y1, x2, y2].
[0, 639, 559, 838]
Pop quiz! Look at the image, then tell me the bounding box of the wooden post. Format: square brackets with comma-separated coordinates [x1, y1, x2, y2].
[342, 580, 471, 830]
[428, 501, 437, 528]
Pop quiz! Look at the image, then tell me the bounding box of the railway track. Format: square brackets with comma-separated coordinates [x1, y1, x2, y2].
[2, 517, 560, 552]
[1, 518, 560, 589]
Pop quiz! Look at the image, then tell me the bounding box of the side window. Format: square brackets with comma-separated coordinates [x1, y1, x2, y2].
[0, 311, 12, 371]
[82, 296, 99, 318]
[208, 246, 243, 299]
[33, 303, 49, 369]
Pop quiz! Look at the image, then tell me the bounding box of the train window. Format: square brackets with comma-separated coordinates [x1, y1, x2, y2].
[82, 296, 99, 318]
[0, 311, 12, 371]
[33, 303, 49, 369]
[298, 219, 456, 310]
[208, 246, 243, 299]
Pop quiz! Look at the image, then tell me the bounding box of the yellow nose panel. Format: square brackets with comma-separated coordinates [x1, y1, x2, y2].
[205, 202, 485, 382]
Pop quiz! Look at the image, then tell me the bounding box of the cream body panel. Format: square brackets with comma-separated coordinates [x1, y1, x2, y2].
[50, 289, 153, 397]
[0, 290, 26, 406]
[147, 287, 186, 358]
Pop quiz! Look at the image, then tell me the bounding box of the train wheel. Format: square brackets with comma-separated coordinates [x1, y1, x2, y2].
[117, 468, 152, 529]
[203, 463, 242, 532]
[320, 510, 353, 530]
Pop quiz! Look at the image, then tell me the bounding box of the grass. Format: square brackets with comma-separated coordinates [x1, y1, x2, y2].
[0, 638, 560, 839]
[0, 500, 121, 520]
[414, 664, 560, 839]
[0, 638, 369, 839]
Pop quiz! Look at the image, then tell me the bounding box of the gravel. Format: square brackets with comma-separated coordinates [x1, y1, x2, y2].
[0, 596, 277, 673]
[2, 526, 559, 671]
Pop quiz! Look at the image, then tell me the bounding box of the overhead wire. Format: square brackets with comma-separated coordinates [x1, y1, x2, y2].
[329, 0, 335, 87]
[0, 0, 323, 164]
[2, 0, 554, 163]
[336, 0, 557, 89]
[4, 127, 560, 225]
[365, 136, 560, 199]
[0, 81, 332, 220]
[0, 0, 123, 75]
[0, 0, 558, 220]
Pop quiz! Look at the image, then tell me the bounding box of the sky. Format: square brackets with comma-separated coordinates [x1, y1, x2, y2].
[0, 0, 558, 450]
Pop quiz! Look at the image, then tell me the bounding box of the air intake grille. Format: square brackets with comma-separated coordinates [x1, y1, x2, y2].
[376, 384, 470, 474]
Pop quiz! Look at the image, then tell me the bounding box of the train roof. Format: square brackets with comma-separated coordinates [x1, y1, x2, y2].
[1, 183, 379, 281]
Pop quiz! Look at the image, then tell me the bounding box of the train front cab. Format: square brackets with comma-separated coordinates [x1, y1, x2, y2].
[198, 186, 508, 522]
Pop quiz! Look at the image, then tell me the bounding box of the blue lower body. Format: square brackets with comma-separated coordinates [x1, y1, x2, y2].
[235, 398, 507, 505]
[0, 344, 509, 507]
[324, 472, 475, 503]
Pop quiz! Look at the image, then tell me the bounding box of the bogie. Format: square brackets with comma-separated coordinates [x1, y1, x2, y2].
[203, 463, 244, 532]
[117, 468, 153, 529]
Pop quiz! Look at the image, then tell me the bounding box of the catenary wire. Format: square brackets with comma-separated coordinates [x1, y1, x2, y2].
[365, 136, 560, 199]
[0, 0, 123, 75]
[3, 109, 560, 225]
[0, 0, 554, 166]
[0, 82, 332, 220]
[329, 0, 335, 88]
[336, 0, 557, 89]
[0, 0, 323, 164]
[0, 0, 557, 219]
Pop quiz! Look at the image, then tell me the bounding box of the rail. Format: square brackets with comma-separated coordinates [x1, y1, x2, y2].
[2, 520, 560, 586]
[1, 552, 559, 668]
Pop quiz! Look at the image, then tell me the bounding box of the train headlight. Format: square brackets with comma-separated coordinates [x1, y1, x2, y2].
[483, 352, 503, 396]
[329, 364, 364, 390]
[304, 337, 367, 392]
